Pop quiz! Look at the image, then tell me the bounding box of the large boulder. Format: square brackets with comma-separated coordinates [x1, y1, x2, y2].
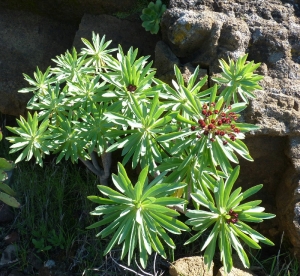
[0, 2, 148, 118]
[0, 0, 138, 23]
[0, 9, 76, 117]
[73, 14, 160, 59]
[158, 0, 300, 259]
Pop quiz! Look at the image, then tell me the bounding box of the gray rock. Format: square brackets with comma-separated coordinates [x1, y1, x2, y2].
[0, 9, 76, 117]
[0, 0, 138, 24]
[160, 8, 250, 71]
[8, 270, 25, 276]
[154, 41, 180, 77]
[154, 41, 180, 85]
[44, 259, 55, 268]
[154, 41, 208, 88]
[0, 203, 14, 223]
[169, 256, 213, 276]
[73, 14, 160, 59]
[0, 244, 17, 266]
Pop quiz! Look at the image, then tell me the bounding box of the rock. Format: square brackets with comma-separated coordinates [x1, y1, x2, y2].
[276, 136, 300, 260]
[38, 259, 68, 276]
[38, 267, 52, 276]
[0, 0, 138, 24]
[217, 267, 257, 276]
[27, 251, 43, 271]
[73, 14, 160, 59]
[0, 244, 17, 266]
[154, 41, 180, 82]
[0, 8, 77, 117]
[44, 260, 55, 269]
[0, 203, 14, 223]
[217, 254, 258, 276]
[169, 256, 214, 276]
[8, 270, 25, 276]
[4, 231, 19, 245]
[154, 41, 208, 87]
[160, 8, 250, 71]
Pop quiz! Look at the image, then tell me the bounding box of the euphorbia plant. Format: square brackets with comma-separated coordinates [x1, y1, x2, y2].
[185, 166, 275, 273]
[87, 162, 189, 267]
[6, 33, 274, 272]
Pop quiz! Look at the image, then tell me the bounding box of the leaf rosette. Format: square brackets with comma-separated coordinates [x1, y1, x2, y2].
[140, 0, 167, 34]
[87, 162, 190, 268]
[184, 166, 275, 274]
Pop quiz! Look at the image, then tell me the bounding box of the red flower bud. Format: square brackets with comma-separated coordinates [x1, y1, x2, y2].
[127, 84, 137, 92]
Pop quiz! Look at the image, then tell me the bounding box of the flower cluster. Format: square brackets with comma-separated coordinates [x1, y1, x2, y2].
[191, 103, 241, 144]
[127, 84, 137, 92]
[226, 209, 239, 224]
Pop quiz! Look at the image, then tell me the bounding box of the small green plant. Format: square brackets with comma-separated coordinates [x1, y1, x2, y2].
[32, 238, 52, 252]
[47, 229, 66, 250]
[0, 128, 20, 207]
[32, 229, 65, 252]
[32, 226, 52, 252]
[185, 166, 275, 273]
[87, 162, 189, 267]
[140, 0, 167, 34]
[6, 33, 274, 273]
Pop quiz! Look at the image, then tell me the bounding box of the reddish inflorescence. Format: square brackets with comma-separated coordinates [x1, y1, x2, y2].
[226, 209, 239, 224]
[127, 84, 137, 92]
[190, 102, 240, 144]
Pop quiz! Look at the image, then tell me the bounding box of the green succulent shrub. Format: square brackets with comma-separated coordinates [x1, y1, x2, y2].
[0, 129, 20, 208]
[6, 32, 275, 273]
[140, 0, 167, 34]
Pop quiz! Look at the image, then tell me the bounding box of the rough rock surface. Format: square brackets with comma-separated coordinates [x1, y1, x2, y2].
[217, 267, 256, 276]
[169, 256, 214, 276]
[154, 41, 208, 87]
[73, 14, 160, 59]
[160, 8, 250, 68]
[169, 254, 257, 276]
[0, 0, 138, 23]
[0, 9, 76, 117]
[158, 0, 300, 259]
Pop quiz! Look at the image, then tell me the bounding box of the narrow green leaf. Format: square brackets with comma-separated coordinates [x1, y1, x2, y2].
[230, 223, 261, 249]
[223, 166, 240, 205]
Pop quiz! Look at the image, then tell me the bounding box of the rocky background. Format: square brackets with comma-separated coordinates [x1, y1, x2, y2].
[1, 0, 300, 269]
